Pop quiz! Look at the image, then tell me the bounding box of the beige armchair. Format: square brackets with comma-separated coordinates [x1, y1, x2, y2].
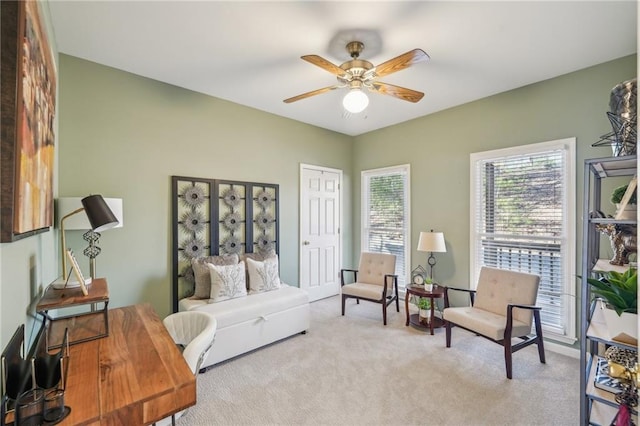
[340, 252, 399, 325]
[443, 266, 545, 379]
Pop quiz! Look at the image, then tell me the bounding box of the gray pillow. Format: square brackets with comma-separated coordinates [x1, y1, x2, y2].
[191, 254, 239, 299]
[240, 249, 277, 263]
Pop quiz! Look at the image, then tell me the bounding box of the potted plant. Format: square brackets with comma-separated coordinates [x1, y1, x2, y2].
[611, 183, 637, 219]
[586, 268, 637, 341]
[424, 277, 433, 292]
[416, 297, 431, 324]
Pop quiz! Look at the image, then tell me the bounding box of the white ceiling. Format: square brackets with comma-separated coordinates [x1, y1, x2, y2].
[48, 1, 637, 136]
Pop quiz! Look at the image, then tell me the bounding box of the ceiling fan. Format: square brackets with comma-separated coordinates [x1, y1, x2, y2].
[284, 41, 430, 113]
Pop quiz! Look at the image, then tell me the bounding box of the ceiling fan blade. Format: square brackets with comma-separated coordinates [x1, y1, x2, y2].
[374, 49, 430, 78]
[370, 82, 424, 103]
[301, 55, 345, 76]
[283, 85, 341, 103]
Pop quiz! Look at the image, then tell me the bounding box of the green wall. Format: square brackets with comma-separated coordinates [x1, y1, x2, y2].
[57, 55, 353, 319]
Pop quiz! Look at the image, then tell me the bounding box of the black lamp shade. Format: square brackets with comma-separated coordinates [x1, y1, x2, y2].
[81, 195, 119, 232]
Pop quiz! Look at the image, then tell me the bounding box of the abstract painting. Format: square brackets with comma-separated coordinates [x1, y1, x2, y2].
[1, 1, 56, 242]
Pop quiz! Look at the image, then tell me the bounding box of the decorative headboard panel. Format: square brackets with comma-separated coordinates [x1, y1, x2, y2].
[171, 176, 279, 312]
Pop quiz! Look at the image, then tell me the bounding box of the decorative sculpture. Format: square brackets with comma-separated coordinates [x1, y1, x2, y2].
[180, 210, 206, 233]
[181, 184, 206, 207]
[182, 237, 206, 259]
[593, 78, 637, 156]
[171, 177, 279, 309]
[596, 223, 637, 266]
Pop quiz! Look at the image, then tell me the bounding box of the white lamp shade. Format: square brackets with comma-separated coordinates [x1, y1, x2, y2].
[57, 197, 124, 230]
[342, 89, 369, 113]
[417, 231, 446, 252]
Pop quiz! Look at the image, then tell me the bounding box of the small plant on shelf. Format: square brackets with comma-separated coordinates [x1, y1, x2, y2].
[611, 183, 637, 205]
[586, 269, 637, 316]
[412, 297, 431, 324]
[611, 182, 637, 220]
[416, 297, 431, 311]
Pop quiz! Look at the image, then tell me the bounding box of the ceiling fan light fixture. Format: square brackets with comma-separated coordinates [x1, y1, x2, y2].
[342, 89, 369, 114]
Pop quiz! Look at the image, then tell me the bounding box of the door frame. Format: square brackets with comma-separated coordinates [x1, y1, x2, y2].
[299, 163, 343, 298]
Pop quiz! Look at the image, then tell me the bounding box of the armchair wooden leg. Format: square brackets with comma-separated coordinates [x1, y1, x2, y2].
[382, 303, 387, 325]
[534, 311, 546, 364]
[341, 295, 346, 316]
[504, 339, 513, 379]
[445, 321, 452, 347]
[395, 296, 399, 312]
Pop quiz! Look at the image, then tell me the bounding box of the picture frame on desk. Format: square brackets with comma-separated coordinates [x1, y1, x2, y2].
[66, 250, 89, 296]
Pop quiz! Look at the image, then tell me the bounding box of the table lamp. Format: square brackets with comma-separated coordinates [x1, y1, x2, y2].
[417, 230, 446, 281]
[53, 195, 120, 288]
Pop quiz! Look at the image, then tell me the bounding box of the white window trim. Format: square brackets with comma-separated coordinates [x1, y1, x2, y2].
[361, 164, 411, 287]
[469, 138, 576, 344]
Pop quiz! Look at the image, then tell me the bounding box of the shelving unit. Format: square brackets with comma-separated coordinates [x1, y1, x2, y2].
[580, 155, 637, 425]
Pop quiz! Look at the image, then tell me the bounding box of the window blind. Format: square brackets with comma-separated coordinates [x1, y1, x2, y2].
[362, 166, 410, 287]
[472, 149, 567, 334]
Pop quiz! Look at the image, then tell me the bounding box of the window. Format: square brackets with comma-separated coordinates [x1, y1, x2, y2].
[362, 165, 410, 288]
[470, 139, 576, 343]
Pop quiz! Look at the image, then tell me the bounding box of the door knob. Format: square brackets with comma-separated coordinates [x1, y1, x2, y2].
[303, 241, 310, 245]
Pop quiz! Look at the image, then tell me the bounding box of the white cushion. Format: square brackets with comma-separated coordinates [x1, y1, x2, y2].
[182, 285, 309, 329]
[443, 306, 532, 340]
[341, 282, 390, 300]
[207, 261, 247, 302]
[247, 256, 281, 293]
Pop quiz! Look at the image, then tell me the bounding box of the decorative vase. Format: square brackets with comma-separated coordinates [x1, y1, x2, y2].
[419, 309, 430, 324]
[424, 283, 433, 292]
[600, 302, 638, 342]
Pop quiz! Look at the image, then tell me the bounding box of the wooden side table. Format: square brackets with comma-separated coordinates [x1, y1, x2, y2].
[36, 278, 110, 349]
[405, 284, 445, 335]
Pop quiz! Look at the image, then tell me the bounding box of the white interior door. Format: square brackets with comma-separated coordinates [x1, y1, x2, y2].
[300, 164, 341, 301]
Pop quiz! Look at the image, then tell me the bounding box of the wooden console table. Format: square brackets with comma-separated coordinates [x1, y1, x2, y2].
[60, 303, 196, 425]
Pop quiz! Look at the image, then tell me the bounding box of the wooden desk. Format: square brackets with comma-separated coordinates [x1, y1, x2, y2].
[61, 304, 196, 425]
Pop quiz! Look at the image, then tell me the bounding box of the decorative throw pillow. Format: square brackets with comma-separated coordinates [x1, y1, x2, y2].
[247, 256, 281, 293]
[240, 250, 277, 291]
[191, 254, 239, 299]
[207, 261, 247, 303]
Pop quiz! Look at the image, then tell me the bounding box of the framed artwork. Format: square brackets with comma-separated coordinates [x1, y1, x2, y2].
[66, 250, 89, 296]
[1, 1, 57, 242]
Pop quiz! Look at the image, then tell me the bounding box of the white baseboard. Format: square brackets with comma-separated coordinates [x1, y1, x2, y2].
[545, 340, 580, 359]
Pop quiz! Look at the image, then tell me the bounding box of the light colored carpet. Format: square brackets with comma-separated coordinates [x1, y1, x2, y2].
[179, 296, 579, 425]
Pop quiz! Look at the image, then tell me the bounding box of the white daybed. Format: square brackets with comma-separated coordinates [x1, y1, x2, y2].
[179, 253, 310, 369]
